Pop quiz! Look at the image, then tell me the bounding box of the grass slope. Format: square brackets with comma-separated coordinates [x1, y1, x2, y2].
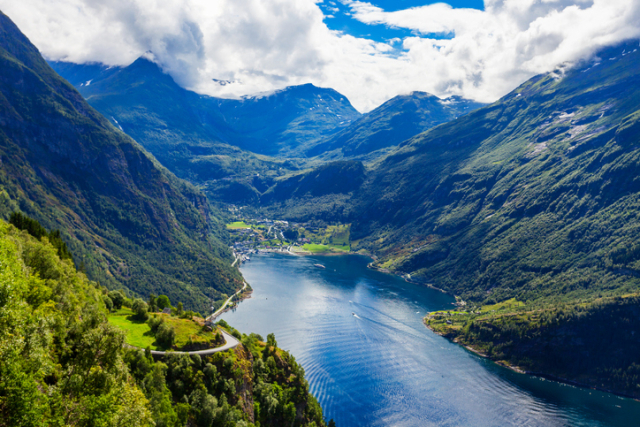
[108, 308, 221, 350]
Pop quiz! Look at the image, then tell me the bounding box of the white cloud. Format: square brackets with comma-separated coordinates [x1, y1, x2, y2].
[0, 0, 639, 112]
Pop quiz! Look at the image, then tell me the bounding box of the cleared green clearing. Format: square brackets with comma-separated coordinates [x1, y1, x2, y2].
[108, 308, 220, 350]
[226, 221, 251, 229]
[482, 298, 525, 312]
[325, 225, 350, 246]
[299, 224, 351, 249]
[108, 308, 157, 349]
[160, 314, 218, 348]
[302, 243, 331, 253]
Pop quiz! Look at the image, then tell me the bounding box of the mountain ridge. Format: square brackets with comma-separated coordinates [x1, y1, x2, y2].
[306, 91, 485, 159]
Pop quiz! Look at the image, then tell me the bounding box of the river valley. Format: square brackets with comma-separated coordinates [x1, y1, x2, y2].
[220, 253, 640, 427]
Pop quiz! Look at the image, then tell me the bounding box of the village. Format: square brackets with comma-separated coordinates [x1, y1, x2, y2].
[225, 205, 352, 264]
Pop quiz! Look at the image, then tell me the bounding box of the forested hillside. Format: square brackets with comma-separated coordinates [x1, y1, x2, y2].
[0, 217, 328, 426]
[351, 41, 640, 306]
[337, 40, 640, 394]
[0, 11, 242, 312]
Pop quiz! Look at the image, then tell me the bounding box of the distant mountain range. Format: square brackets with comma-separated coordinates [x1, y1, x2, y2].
[51, 57, 485, 204]
[50, 58, 361, 156]
[0, 12, 242, 312]
[306, 92, 485, 159]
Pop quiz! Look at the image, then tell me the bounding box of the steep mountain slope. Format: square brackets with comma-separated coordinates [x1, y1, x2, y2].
[306, 92, 484, 159]
[0, 11, 242, 311]
[352, 40, 640, 306]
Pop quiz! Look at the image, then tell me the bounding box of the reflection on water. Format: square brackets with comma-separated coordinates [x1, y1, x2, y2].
[220, 253, 640, 427]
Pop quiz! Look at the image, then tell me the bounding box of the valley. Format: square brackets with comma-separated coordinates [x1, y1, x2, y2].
[2, 3, 640, 425]
[48, 35, 640, 400]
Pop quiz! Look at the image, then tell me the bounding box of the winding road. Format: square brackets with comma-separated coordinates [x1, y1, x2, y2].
[145, 329, 240, 356]
[138, 251, 248, 356]
[207, 280, 248, 322]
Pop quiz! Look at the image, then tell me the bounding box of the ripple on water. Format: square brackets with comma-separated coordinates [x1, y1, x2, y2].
[220, 254, 640, 427]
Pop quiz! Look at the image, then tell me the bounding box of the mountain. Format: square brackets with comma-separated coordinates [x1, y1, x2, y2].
[306, 92, 484, 159]
[50, 58, 363, 203]
[212, 83, 361, 155]
[346, 40, 640, 394]
[351, 41, 640, 302]
[0, 11, 242, 312]
[50, 59, 361, 157]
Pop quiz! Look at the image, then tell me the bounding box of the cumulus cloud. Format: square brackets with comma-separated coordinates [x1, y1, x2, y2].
[1, 0, 639, 112]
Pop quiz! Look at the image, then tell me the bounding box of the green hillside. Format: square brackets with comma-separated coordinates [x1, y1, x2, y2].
[0, 11, 242, 312]
[352, 41, 640, 305]
[336, 40, 640, 392]
[0, 217, 328, 426]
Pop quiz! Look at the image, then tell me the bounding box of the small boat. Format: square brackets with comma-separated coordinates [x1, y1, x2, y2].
[314, 264, 326, 269]
[352, 312, 355, 316]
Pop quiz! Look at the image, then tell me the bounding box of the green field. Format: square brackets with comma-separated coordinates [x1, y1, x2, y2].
[108, 308, 157, 349]
[108, 308, 221, 350]
[302, 243, 330, 253]
[226, 221, 251, 229]
[300, 243, 350, 253]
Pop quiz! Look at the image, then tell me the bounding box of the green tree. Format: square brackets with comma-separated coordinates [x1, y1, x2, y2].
[132, 298, 149, 320]
[108, 290, 126, 310]
[176, 302, 184, 317]
[157, 295, 171, 310]
[148, 293, 158, 312]
[156, 322, 176, 349]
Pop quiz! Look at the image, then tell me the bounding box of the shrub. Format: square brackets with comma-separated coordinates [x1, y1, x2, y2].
[147, 315, 164, 333]
[156, 322, 176, 349]
[103, 295, 113, 312]
[108, 290, 126, 310]
[156, 295, 171, 310]
[132, 298, 149, 320]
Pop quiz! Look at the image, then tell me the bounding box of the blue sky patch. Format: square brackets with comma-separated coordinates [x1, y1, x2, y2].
[320, 1, 484, 45]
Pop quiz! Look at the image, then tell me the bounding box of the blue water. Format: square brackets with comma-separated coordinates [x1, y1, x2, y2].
[220, 253, 640, 427]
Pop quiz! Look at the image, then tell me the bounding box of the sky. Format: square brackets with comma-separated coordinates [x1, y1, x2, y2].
[1, 0, 639, 112]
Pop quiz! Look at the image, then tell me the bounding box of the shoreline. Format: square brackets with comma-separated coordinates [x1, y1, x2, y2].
[211, 289, 254, 320]
[367, 262, 450, 294]
[248, 248, 452, 295]
[423, 321, 640, 402]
